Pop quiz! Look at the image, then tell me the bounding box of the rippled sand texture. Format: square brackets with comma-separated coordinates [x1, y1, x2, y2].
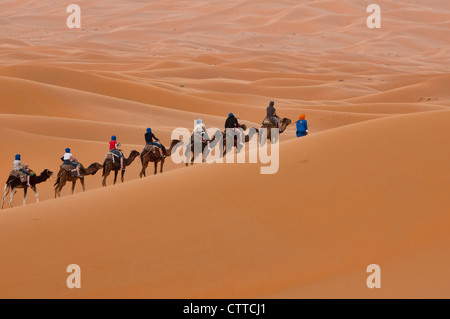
[0, 0, 449, 298]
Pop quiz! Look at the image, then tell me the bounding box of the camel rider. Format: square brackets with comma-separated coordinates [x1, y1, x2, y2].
[296, 114, 309, 137]
[193, 119, 212, 151]
[266, 101, 281, 130]
[13, 154, 31, 187]
[225, 113, 244, 146]
[62, 148, 83, 178]
[145, 128, 166, 158]
[109, 135, 125, 170]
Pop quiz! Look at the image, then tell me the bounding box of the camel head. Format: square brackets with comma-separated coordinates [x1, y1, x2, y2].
[35, 169, 54, 183]
[170, 139, 182, 147]
[169, 139, 182, 152]
[86, 162, 103, 175]
[130, 150, 140, 158]
[280, 118, 292, 133]
[41, 169, 54, 177]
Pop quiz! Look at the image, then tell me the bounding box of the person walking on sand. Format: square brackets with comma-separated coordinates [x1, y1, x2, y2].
[109, 135, 125, 170]
[12, 154, 31, 187]
[62, 148, 83, 178]
[296, 114, 309, 138]
[193, 119, 212, 151]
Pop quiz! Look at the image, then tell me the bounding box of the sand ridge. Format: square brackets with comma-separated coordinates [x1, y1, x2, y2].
[0, 0, 449, 298]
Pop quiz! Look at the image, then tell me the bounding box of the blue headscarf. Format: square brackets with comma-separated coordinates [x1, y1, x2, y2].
[197, 119, 202, 124]
[111, 135, 117, 141]
[146, 128, 152, 134]
[15, 154, 21, 160]
[65, 148, 71, 153]
[228, 113, 234, 117]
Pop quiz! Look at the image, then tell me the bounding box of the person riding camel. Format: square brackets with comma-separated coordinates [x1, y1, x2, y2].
[266, 101, 281, 130]
[109, 135, 125, 170]
[145, 128, 166, 158]
[13, 154, 31, 187]
[62, 148, 82, 178]
[193, 119, 212, 151]
[225, 113, 244, 146]
[296, 114, 309, 137]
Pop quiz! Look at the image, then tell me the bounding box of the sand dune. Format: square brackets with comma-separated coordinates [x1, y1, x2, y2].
[0, 0, 449, 298]
[1, 111, 450, 298]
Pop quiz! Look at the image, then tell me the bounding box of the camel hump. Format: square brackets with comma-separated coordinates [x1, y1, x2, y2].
[143, 144, 155, 152]
[61, 164, 76, 172]
[9, 170, 20, 178]
[262, 118, 272, 126]
[9, 170, 29, 183]
[142, 145, 160, 158]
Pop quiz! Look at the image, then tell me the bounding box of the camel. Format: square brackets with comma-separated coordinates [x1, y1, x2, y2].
[185, 134, 219, 166]
[1, 169, 53, 210]
[261, 117, 292, 142]
[139, 139, 182, 177]
[222, 125, 260, 155]
[54, 162, 103, 198]
[102, 150, 140, 187]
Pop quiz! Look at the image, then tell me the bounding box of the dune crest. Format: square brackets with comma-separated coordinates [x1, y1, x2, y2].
[0, 0, 449, 298]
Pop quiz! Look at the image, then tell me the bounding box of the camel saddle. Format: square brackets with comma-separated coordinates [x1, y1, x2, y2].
[142, 145, 161, 157]
[9, 170, 32, 183]
[190, 134, 209, 145]
[10, 170, 21, 180]
[60, 164, 78, 177]
[105, 150, 123, 163]
[262, 116, 280, 126]
[142, 144, 154, 152]
[223, 124, 247, 137]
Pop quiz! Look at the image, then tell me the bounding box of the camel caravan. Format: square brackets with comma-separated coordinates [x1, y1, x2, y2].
[2, 101, 301, 209]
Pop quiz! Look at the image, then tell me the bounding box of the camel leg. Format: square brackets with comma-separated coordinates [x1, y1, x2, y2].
[202, 146, 208, 163]
[2, 184, 10, 210]
[160, 158, 164, 173]
[140, 157, 148, 178]
[185, 148, 191, 166]
[190, 147, 196, 165]
[80, 178, 85, 192]
[102, 165, 111, 187]
[185, 147, 192, 167]
[54, 181, 60, 198]
[71, 180, 76, 194]
[60, 180, 67, 197]
[57, 179, 66, 198]
[121, 169, 125, 183]
[23, 188, 27, 206]
[154, 161, 158, 175]
[9, 187, 17, 208]
[113, 170, 118, 185]
[31, 186, 39, 203]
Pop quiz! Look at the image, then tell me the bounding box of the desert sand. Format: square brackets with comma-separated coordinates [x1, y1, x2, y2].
[0, 0, 449, 298]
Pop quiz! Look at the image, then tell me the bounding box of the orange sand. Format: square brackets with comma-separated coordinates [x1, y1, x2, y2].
[0, 0, 449, 298]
